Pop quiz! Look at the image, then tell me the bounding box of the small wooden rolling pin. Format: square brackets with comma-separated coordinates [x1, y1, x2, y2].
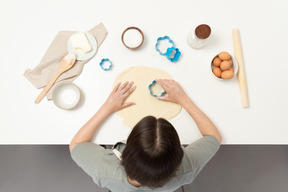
[232, 29, 249, 108]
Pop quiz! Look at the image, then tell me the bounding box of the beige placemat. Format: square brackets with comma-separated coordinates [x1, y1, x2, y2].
[24, 23, 108, 100]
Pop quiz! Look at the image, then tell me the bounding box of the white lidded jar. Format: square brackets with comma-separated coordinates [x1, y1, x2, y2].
[187, 24, 211, 49]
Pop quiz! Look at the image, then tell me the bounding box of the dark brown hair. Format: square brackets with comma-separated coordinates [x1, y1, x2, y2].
[121, 116, 184, 188]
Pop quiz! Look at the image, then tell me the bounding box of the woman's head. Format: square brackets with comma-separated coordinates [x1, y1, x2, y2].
[121, 116, 184, 188]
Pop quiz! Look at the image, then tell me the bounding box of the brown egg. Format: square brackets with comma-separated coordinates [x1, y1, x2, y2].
[213, 57, 221, 67]
[212, 67, 222, 78]
[218, 52, 231, 61]
[221, 70, 234, 79]
[228, 59, 233, 66]
[227, 68, 234, 73]
[220, 61, 231, 71]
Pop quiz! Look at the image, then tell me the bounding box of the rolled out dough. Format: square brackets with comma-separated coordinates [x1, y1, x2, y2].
[113, 66, 182, 128]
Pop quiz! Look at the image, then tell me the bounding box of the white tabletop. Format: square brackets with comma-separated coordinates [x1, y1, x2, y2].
[1, 0, 288, 144]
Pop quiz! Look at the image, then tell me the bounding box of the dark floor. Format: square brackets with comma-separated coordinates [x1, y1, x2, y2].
[0, 145, 287, 192]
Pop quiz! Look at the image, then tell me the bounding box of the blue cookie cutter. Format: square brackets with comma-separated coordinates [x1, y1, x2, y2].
[165, 47, 181, 62]
[148, 80, 166, 97]
[99, 58, 112, 71]
[155, 36, 174, 56]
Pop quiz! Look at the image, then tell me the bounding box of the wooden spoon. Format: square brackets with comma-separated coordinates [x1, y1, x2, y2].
[35, 53, 76, 104]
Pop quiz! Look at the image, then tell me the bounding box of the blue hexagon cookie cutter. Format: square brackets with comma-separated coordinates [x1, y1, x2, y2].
[99, 58, 112, 71]
[155, 36, 174, 56]
[165, 47, 181, 62]
[148, 80, 166, 97]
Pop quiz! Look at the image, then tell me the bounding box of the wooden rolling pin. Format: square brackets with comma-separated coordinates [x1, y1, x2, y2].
[232, 29, 249, 108]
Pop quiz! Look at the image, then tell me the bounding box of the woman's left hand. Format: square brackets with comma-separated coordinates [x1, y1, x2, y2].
[103, 81, 136, 113]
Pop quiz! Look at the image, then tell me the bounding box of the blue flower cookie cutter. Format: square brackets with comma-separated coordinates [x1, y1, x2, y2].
[99, 58, 112, 71]
[148, 80, 166, 97]
[155, 36, 174, 56]
[165, 47, 181, 62]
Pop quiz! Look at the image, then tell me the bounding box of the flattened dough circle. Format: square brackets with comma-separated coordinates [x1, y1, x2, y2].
[113, 66, 182, 128]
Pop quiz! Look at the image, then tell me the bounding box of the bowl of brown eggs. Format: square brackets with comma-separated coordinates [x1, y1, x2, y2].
[211, 51, 238, 80]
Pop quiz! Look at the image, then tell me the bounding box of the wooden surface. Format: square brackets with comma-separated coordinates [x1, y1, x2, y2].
[1, 0, 288, 144]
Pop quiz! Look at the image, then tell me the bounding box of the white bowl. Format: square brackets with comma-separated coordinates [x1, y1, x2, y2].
[210, 54, 238, 80]
[52, 82, 81, 110]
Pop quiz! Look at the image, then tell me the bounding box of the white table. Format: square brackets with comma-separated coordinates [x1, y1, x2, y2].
[1, 0, 288, 144]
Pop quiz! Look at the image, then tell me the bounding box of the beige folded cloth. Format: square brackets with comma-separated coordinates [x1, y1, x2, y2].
[24, 23, 108, 100]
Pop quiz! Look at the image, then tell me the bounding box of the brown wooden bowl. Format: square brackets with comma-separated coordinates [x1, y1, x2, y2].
[121, 27, 144, 50]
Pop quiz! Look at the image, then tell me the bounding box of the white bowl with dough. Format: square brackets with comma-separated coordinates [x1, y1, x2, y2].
[53, 82, 81, 110]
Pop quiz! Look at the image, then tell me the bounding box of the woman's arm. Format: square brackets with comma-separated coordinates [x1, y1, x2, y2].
[69, 81, 136, 152]
[156, 79, 222, 144]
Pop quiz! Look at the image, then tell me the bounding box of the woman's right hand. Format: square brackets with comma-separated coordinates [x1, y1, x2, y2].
[157, 79, 222, 144]
[156, 79, 188, 105]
